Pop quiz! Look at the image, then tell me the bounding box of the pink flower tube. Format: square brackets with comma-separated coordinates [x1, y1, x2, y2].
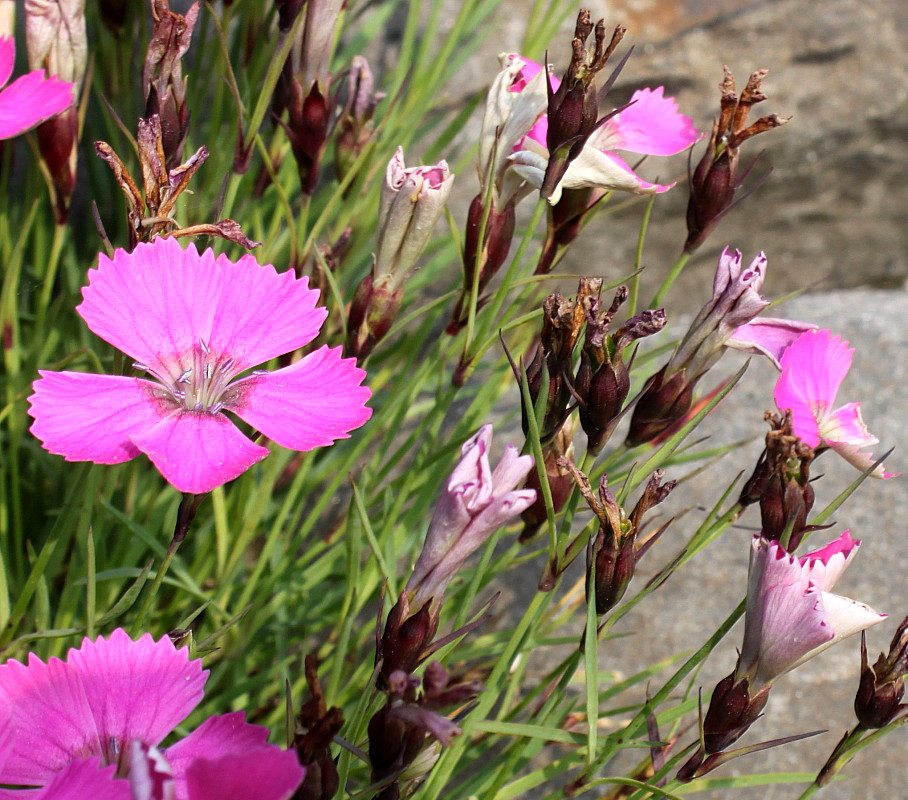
[737, 532, 886, 690]
[28, 237, 372, 494]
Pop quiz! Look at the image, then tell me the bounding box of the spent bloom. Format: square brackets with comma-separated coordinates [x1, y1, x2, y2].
[627, 248, 814, 445]
[774, 329, 894, 478]
[510, 84, 701, 204]
[28, 237, 372, 494]
[407, 424, 536, 608]
[737, 531, 886, 691]
[0, 35, 72, 140]
[0, 628, 304, 799]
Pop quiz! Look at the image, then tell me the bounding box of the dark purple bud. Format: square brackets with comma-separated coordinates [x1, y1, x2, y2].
[854, 617, 908, 729]
[626, 365, 695, 447]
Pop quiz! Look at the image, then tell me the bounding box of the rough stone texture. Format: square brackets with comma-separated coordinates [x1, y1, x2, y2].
[499, 289, 906, 798]
[439, 0, 908, 311]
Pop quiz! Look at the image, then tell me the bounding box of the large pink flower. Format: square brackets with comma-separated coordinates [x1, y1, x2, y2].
[28, 237, 372, 493]
[509, 83, 701, 202]
[0, 629, 304, 799]
[0, 36, 73, 140]
[737, 532, 886, 690]
[774, 329, 894, 478]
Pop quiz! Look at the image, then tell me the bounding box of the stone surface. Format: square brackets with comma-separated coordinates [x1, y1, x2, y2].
[500, 289, 906, 798]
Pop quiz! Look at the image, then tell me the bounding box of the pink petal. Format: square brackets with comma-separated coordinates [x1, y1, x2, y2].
[775, 330, 852, 437]
[0, 38, 13, 88]
[800, 529, 860, 591]
[0, 653, 95, 785]
[0, 70, 73, 140]
[182, 747, 304, 800]
[826, 438, 898, 479]
[165, 713, 273, 797]
[129, 411, 269, 494]
[28, 371, 164, 464]
[561, 148, 675, 198]
[739, 539, 833, 687]
[34, 759, 130, 800]
[821, 401, 877, 448]
[78, 238, 327, 374]
[726, 317, 817, 369]
[228, 345, 371, 453]
[601, 87, 701, 156]
[65, 630, 207, 750]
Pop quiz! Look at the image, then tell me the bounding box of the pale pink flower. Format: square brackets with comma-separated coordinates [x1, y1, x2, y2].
[736, 532, 886, 690]
[774, 329, 895, 478]
[509, 85, 700, 203]
[407, 424, 536, 607]
[0, 35, 72, 140]
[0, 629, 304, 800]
[28, 237, 372, 494]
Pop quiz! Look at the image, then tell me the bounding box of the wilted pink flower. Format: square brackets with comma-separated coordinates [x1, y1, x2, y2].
[0, 629, 304, 799]
[627, 248, 814, 446]
[407, 424, 536, 607]
[737, 531, 886, 690]
[28, 237, 372, 494]
[509, 85, 701, 203]
[0, 35, 72, 140]
[774, 329, 894, 478]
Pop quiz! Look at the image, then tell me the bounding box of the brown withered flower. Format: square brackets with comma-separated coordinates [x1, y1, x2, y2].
[684, 67, 790, 253]
[95, 114, 259, 251]
[541, 10, 626, 199]
[143, 0, 199, 169]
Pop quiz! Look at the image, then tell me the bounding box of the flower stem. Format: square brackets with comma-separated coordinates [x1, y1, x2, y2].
[132, 493, 206, 634]
[650, 250, 692, 308]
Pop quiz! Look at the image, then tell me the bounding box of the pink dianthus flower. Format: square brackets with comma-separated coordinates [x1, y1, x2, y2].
[28, 237, 372, 493]
[0, 629, 304, 799]
[774, 329, 894, 478]
[0, 36, 73, 140]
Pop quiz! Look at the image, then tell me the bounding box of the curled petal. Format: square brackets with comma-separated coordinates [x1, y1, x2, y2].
[558, 148, 675, 201]
[801, 529, 861, 591]
[597, 87, 701, 156]
[130, 411, 269, 494]
[392, 706, 461, 747]
[228, 345, 372, 453]
[489, 445, 535, 495]
[726, 317, 817, 369]
[28, 372, 163, 464]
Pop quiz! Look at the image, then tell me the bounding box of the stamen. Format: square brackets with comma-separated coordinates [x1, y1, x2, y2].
[252, 369, 270, 376]
[204, 363, 213, 379]
[132, 362, 149, 371]
[193, 401, 204, 411]
[210, 402, 224, 414]
[220, 358, 234, 373]
[177, 368, 193, 384]
[199, 338, 210, 353]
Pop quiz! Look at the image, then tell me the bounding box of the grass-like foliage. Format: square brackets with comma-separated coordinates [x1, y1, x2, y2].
[0, 1, 902, 798]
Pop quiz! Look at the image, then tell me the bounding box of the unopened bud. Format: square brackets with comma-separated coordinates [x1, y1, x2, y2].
[626, 365, 694, 447]
[335, 55, 384, 182]
[854, 618, 908, 729]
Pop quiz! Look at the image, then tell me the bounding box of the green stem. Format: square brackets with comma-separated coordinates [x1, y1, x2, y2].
[650, 250, 692, 309]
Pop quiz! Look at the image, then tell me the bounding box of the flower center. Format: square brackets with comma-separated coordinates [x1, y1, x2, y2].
[135, 339, 262, 414]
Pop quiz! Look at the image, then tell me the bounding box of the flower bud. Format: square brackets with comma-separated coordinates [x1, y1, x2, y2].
[626, 364, 694, 447]
[576, 288, 666, 454]
[519, 418, 575, 542]
[295, 655, 344, 800]
[854, 616, 908, 729]
[335, 55, 384, 182]
[345, 148, 452, 359]
[25, 0, 86, 222]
